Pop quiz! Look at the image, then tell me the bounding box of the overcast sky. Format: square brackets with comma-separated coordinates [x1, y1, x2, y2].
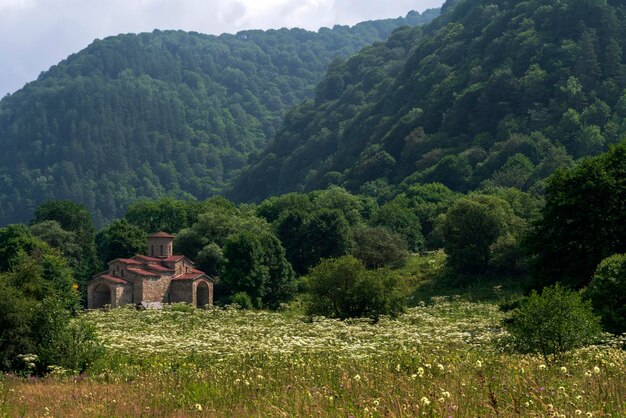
[0, 0, 444, 96]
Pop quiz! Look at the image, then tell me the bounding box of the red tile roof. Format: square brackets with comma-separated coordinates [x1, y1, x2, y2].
[127, 268, 160, 277]
[133, 255, 161, 263]
[146, 265, 174, 273]
[172, 272, 205, 281]
[162, 255, 186, 262]
[149, 232, 175, 238]
[89, 240, 212, 289]
[94, 274, 129, 284]
[114, 258, 142, 265]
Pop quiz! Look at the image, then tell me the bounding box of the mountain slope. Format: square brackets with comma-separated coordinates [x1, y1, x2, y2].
[229, 0, 626, 202]
[0, 9, 439, 226]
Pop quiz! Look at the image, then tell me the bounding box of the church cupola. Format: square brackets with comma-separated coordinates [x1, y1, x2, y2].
[147, 232, 175, 258]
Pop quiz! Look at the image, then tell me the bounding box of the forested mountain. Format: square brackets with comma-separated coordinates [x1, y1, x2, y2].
[229, 0, 626, 202]
[0, 9, 439, 226]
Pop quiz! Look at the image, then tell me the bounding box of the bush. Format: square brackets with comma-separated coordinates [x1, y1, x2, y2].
[503, 284, 602, 361]
[31, 298, 103, 374]
[170, 303, 196, 313]
[586, 254, 626, 334]
[305, 256, 405, 320]
[0, 281, 36, 371]
[0, 291, 103, 374]
[230, 292, 254, 310]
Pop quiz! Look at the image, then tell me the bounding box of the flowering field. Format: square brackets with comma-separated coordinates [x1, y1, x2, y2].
[1, 300, 625, 417]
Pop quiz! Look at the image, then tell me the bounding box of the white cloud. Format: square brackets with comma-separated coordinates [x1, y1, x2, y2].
[0, 0, 444, 96]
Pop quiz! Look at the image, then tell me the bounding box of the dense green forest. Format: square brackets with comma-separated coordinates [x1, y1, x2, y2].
[230, 0, 626, 202]
[0, 9, 439, 226]
[1, 140, 624, 374]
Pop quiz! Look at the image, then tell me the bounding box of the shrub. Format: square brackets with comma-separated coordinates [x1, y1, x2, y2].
[0, 292, 103, 374]
[586, 254, 626, 334]
[305, 256, 405, 320]
[32, 298, 103, 374]
[230, 292, 254, 310]
[0, 281, 36, 371]
[503, 284, 602, 361]
[170, 303, 196, 313]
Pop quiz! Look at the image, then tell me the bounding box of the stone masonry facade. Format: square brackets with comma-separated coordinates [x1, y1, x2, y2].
[87, 232, 214, 308]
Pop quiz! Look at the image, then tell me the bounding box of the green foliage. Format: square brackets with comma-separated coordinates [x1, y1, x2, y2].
[30, 200, 98, 287]
[221, 231, 295, 309]
[0, 224, 48, 272]
[31, 298, 103, 374]
[196, 242, 224, 278]
[0, 222, 78, 309]
[96, 219, 146, 265]
[4, 251, 78, 311]
[0, 281, 36, 370]
[0, 12, 438, 226]
[31, 220, 83, 271]
[439, 194, 522, 275]
[274, 207, 351, 275]
[125, 198, 207, 234]
[529, 141, 626, 288]
[305, 256, 405, 320]
[350, 226, 408, 269]
[374, 198, 424, 251]
[503, 284, 602, 361]
[586, 254, 626, 334]
[0, 273, 100, 374]
[172, 198, 271, 277]
[230, 292, 254, 310]
[232, 0, 626, 202]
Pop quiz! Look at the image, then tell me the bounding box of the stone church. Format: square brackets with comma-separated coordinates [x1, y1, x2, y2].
[87, 232, 214, 309]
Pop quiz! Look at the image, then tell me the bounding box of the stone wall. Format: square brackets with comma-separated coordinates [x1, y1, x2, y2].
[87, 279, 132, 308]
[140, 274, 173, 303]
[148, 237, 174, 257]
[170, 280, 193, 304]
[109, 261, 128, 278]
[128, 273, 142, 303]
[114, 284, 134, 306]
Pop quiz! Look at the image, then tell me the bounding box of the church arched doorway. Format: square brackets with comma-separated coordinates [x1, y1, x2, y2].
[196, 281, 209, 308]
[93, 283, 112, 308]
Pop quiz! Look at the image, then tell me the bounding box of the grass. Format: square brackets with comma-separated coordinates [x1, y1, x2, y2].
[403, 251, 530, 305]
[0, 254, 624, 417]
[0, 299, 624, 417]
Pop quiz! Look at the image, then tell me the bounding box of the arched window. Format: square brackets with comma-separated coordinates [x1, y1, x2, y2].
[160, 244, 164, 256]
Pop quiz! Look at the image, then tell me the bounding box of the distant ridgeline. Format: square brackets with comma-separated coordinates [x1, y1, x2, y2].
[0, 9, 439, 226]
[229, 0, 626, 202]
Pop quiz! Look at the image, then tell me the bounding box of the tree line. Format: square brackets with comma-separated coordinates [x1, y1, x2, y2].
[1, 140, 624, 373]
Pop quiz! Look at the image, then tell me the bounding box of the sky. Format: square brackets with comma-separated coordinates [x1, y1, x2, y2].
[0, 0, 444, 97]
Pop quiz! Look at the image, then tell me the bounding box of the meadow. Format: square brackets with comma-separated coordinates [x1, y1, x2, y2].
[1, 298, 624, 417]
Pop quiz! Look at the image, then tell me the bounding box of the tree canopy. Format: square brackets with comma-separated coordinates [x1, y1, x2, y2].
[0, 11, 438, 227]
[528, 140, 626, 288]
[231, 0, 626, 202]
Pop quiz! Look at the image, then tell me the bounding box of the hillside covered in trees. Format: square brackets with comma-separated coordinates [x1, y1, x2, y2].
[230, 0, 626, 201]
[0, 9, 439, 226]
